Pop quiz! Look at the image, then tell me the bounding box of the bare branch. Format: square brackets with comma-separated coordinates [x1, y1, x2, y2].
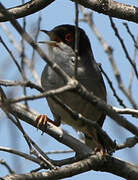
[0, 93, 137, 179]
[0, 0, 55, 22]
[78, 84, 138, 137]
[20, 5, 28, 106]
[46, 150, 73, 155]
[30, 12, 42, 68]
[117, 136, 138, 150]
[3, 155, 138, 179]
[0, 80, 42, 92]
[0, 4, 72, 83]
[72, 0, 138, 23]
[109, 17, 138, 78]
[3, 80, 138, 139]
[80, 7, 137, 109]
[0, 0, 138, 23]
[7, 84, 74, 103]
[99, 65, 126, 108]
[2, 102, 92, 156]
[123, 23, 138, 49]
[0, 36, 26, 80]
[0, 23, 41, 85]
[113, 107, 138, 117]
[6, 112, 56, 170]
[128, 37, 138, 94]
[0, 146, 42, 166]
[0, 159, 14, 174]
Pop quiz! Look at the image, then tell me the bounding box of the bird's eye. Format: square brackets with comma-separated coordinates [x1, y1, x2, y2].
[65, 33, 73, 42]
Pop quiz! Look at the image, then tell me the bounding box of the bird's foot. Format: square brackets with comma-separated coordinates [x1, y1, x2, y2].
[35, 114, 60, 129]
[94, 147, 106, 157]
[36, 114, 48, 128]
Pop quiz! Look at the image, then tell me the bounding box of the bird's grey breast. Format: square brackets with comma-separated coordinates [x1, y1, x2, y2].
[41, 43, 106, 130]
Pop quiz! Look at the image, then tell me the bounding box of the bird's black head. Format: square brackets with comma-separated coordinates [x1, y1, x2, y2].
[41, 24, 92, 57]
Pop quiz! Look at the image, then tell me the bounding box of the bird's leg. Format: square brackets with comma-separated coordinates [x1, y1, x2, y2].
[35, 114, 61, 129]
[85, 130, 107, 157]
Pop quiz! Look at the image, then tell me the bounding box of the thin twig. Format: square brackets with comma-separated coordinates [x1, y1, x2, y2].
[0, 79, 43, 92]
[0, 146, 43, 166]
[113, 107, 138, 117]
[30, 12, 41, 68]
[0, 159, 15, 174]
[80, 7, 137, 109]
[21, 4, 28, 107]
[99, 65, 126, 108]
[46, 150, 73, 155]
[0, 36, 26, 79]
[6, 112, 56, 170]
[123, 23, 138, 49]
[0, 5, 72, 83]
[116, 136, 138, 150]
[128, 37, 138, 94]
[7, 84, 73, 103]
[109, 17, 138, 78]
[0, 23, 41, 85]
[0, 86, 56, 170]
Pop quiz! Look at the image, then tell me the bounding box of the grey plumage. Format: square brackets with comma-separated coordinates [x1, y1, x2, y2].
[41, 25, 106, 150]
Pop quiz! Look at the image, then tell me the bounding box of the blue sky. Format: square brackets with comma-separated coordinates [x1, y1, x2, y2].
[0, 1, 138, 179]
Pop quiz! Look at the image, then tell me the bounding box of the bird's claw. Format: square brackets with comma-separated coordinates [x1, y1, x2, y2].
[35, 114, 61, 130]
[94, 147, 106, 157]
[36, 114, 48, 129]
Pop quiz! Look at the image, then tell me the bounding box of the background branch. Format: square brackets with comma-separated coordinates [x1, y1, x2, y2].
[0, 0, 138, 23]
[0, 0, 55, 22]
[3, 155, 138, 180]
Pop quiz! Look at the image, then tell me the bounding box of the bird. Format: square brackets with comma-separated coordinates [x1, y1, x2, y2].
[37, 24, 107, 152]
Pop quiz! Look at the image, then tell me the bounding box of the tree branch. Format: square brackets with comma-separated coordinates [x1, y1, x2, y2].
[0, 146, 42, 166]
[117, 136, 138, 150]
[0, 0, 138, 23]
[0, 159, 14, 174]
[0, 0, 55, 22]
[72, 0, 138, 23]
[1, 102, 92, 156]
[109, 17, 138, 78]
[113, 107, 138, 117]
[3, 155, 138, 179]
[79, 7, 137, 109]
[0, 93, 138, 179]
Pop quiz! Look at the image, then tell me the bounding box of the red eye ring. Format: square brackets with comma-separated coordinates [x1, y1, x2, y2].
[65, 33, 73, 42]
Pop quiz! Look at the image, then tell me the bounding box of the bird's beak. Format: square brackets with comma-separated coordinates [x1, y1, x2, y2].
[39, 29, 57, 47]
[40, 29, 51, 37]
[38, 40, 58, 47]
